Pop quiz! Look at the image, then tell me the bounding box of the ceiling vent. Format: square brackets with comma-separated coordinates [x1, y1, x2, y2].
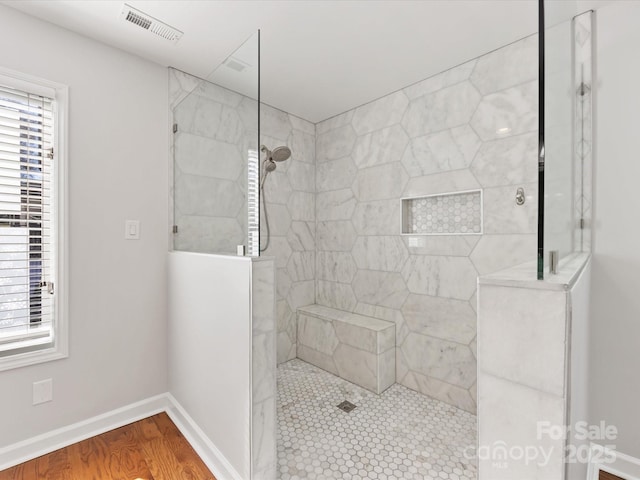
[223, 57, 249, 72]
[120, 4, 183, 42]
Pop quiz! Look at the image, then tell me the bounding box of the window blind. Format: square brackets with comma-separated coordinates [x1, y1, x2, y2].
[0, 83, 55, 351]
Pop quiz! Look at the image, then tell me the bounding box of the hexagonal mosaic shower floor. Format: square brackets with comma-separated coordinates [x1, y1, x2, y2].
[277, 359, 477, 480]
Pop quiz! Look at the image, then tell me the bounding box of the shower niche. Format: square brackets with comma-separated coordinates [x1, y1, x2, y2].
[401, 189, 483, 235]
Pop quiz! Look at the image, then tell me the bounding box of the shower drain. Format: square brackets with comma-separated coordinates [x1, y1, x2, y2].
[337, 400, 357, 413]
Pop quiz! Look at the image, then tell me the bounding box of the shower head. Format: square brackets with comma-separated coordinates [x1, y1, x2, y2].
[264, 159, 277, 173]
[261, 144, 291, 163]
[271, 146, 291, 162]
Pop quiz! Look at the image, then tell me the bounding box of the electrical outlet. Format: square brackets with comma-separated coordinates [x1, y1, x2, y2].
[33, 379, 53, 405]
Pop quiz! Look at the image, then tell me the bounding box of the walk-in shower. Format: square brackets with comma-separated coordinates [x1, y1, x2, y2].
[260, 144, 291, 251]
[167, 2, 593, 477]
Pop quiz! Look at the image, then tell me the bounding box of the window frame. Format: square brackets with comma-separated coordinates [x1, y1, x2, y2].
[0, 67, 68, 371]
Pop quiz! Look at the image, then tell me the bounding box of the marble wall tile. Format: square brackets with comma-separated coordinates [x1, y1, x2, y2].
[175, 133, 243, 180]
[286, 251, 315, 282]
[469, 234, 537, 275]
[403, 60, 478, 101]
[287, 160, 315, 192]
[262, 170, 293, 205]
[400, 125, 481, 176]
[402, 333, 476, 389]
[402, 235, 480, 257]
[478, 285, 567, 396]
[169, 68, 201, 108]
[286, 280, 315, 312]
[402, 169, 480, 198]
[296, 305, 396, 394]
[470, 131, 538, 188]
[251, 259, 276, 480]
[252, 396, 276, 480]
[316, 220, 358, 251]
[264, 237, 292, 269]
[352, 163, 409, 201]
[315, 109, 354, 135]
[351, 200, 400, 235]
[173, 215, 243, 254]
[289, 129, 315, 164]
[263, 204, 291, 236]
[483, 183, 537, 234]
[261, 106, 292, 141]
[402, 256, 478, 300]
[277, 332, 296, 365]
[297, 313, 339, 356]
[316, 124, 357, 162]
[316, 156, 358, 192]
[288, 114, 315, 136]
[402, 370, 476, 414]
[216, 106, 244, 144]
[296, 344, 338, 376]
[352, 270, 409, 309]
[287, 191, 315, 222]
[470, 35, 538, 95]
[351, 125, 409, 169]
[334, 320, 378, 354]
[354, 303, 408, 346]
[275, 268, 292, 299]
[377, 348, 396, 394]
[478, 373, 566, 480]
[261, 108, 317, 366]
[401, 81, 482, 138]
[316, 188, 357, 221]
[334, 344, 379, 393]
[351, 90, 409, 135]
[402, 294, 476, 344]
[317, 251, 358, 283]
[276, 299, 294, 338]
[470, 80, 537, 141]
[171, 75, 316, 367]
[176, 175, 244, 217]
[351, 236, 409, 272]
[192, 77, 244, 108]
[316, 280, 357, 311]
[237, 96, 259, 132]
[286, 221, 315, 252]
[252, 260, 276, 336]
[174, 93, 223, 138]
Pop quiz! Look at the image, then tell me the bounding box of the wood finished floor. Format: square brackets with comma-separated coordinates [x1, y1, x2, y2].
[0, 413, 216, 480]
[600, 471, 626, 480]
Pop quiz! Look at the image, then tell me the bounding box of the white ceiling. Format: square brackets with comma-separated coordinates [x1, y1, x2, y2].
[2, 0, 542, 123]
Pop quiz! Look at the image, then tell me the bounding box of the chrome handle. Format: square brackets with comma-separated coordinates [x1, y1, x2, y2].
[515, 187, 526, 206]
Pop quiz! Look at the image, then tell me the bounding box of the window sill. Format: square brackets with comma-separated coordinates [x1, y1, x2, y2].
[0, 343, 68, 372]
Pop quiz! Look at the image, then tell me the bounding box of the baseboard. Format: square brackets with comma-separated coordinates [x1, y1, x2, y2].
[165, 393, 243, 480]
[0, 393, 170, 471]
[0, 393, 243, 480]
[588, 443, 640, 480]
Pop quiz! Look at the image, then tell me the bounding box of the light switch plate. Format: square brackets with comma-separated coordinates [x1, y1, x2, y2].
[125, 220, 140, 240]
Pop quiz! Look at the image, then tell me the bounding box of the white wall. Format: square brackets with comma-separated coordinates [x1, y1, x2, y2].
[590, 0, 640, 459]
[0, 5, 168, 446]
[168, 252, 252, 480]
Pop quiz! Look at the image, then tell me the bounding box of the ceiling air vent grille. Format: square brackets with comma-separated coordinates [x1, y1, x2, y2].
[120, 4, 183, 41]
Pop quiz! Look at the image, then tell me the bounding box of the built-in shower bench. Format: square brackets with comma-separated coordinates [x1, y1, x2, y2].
[296, 305, 395, 394]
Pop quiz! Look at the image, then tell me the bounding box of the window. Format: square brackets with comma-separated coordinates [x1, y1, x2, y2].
[0, 68, 67, 371]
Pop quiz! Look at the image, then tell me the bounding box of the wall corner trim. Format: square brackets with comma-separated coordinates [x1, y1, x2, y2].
[0, 393, 242, 480]
[587, 443, 640, 480]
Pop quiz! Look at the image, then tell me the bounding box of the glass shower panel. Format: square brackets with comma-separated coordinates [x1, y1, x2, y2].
[539, 3, 593, 278]
[170, 32, 260, 256]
